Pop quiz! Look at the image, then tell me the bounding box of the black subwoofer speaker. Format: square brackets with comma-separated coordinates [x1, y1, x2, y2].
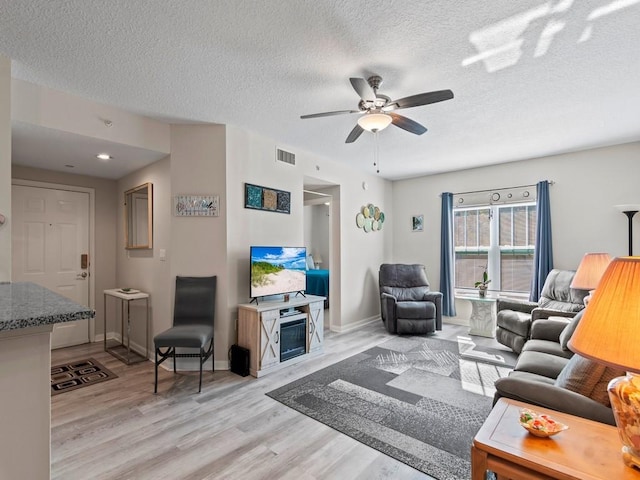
[229, 344, 250, 377]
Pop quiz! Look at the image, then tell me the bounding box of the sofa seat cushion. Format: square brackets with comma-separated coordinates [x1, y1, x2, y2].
[397, 318, 435, 335]
[496, 310, 531, 337]
[514, 350, 570, 379]
[504, 370, 556, 386]
[396, 301, 435, 319]
[522, 339, 574, 359]
[555, 354, 625, 407]
[154, 324, 213, 349]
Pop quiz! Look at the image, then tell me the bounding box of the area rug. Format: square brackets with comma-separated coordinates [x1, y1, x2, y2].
[267, 335, 518, 480]
[51, 358, 118, 395]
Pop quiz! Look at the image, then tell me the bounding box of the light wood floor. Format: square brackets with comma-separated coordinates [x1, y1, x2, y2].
[51, 320, 510, 480]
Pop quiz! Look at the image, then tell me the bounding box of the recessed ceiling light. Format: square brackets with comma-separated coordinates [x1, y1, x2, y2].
[96, 153, 112, 160]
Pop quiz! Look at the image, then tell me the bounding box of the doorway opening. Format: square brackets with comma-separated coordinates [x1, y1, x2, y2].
[303, 179, 340, 331]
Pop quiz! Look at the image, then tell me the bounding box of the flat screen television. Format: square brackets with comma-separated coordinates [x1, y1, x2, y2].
[250, 246, 307, 299]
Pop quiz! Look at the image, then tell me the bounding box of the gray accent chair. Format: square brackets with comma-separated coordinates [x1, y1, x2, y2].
[494, 311, 619, 425]
[495, 269, 587, 353]
[379, 264, 442, 335]
[154, 275, 217, 393]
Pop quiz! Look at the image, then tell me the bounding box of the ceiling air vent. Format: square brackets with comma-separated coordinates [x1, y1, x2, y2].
[276, 148, 296, 166]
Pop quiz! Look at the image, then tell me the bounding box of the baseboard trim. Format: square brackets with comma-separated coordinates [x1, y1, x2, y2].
[332, 315, 379, 333]
[94, 333, 229, 371]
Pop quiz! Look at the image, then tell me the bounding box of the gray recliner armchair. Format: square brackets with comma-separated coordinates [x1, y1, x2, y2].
[495, 269, 587, 353]
[379, 264, 442, 335]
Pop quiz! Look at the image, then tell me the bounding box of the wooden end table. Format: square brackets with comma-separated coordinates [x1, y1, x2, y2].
[472, 398, 640, 480]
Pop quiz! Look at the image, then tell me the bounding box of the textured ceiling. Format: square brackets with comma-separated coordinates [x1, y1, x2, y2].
[1, 0, 639, 180]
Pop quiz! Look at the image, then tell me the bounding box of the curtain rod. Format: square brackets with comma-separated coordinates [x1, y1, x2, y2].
[451, 180, 555, 197]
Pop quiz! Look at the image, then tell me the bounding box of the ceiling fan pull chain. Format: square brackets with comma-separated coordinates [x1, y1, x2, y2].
[374, 131, 380, 174]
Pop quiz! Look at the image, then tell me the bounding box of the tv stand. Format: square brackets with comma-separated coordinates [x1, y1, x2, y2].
[237, 295, 325, 377]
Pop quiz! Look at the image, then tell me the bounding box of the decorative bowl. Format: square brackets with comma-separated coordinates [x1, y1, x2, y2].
[519, 409, 568, 437]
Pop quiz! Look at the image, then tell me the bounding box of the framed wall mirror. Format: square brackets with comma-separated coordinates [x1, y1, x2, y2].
[125, 182, 153, 249]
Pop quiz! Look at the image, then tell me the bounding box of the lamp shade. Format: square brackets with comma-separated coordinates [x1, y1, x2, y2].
[357, 112, 392, 132]
[568, 256, 640, 373]
[570, 252, 612, 290]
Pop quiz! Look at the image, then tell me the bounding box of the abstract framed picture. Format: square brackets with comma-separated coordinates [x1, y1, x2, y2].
[412, 214, 424, 232]
[244, 183, 290, 214]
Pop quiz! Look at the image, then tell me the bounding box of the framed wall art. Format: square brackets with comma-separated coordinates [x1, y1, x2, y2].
[244, 183, 291, 214]
[174, 195, 219, 217]
[412, 215, 424, 232]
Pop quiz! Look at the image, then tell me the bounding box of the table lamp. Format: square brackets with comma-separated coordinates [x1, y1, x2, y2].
[314, 254, 323, 270]
[570, 252, 612, 305]
[568, 256, 640, 469]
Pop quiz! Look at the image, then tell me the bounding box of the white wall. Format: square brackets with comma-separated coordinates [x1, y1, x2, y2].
[12, 79, 170, 154]
[226, 126, 392, 334]
[0, 55, 10, 281]
[169, 125, 228, 366]
[116, 156, 171, 352]
[391, 142, 640, 295]
[303, 204, 330, 267]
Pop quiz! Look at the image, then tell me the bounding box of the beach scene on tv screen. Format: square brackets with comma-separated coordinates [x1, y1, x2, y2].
[251, 247, 306, 297]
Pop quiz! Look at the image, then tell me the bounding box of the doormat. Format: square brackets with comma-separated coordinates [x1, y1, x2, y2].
[51, 358, 118, 395]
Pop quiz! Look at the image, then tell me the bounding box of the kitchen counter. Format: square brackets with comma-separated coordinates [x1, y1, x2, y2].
[0, 281, 95, 331]
[0, 281, 94, 480]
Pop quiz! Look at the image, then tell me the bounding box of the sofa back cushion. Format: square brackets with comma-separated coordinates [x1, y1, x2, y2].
[559, 310, 584, 350]
[555, 354, 624, 407]
[379, 264, 432, 302]
[379, 264, 430, 288]
[539, 269, 587, 312]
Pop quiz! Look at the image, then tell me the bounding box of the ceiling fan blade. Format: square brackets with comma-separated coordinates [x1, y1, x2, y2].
[349, 77, 376, 102]
[345, 124, 364, 143]
[300, 109, 359, 119]
[389, 113, 427, 135]
[386, 89, 454, 111]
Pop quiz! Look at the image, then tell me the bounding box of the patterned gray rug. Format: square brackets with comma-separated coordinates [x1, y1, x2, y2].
[267, 335, 517, 480]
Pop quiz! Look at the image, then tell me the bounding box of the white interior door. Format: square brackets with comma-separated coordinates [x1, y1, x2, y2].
[12, 185, 90, 349]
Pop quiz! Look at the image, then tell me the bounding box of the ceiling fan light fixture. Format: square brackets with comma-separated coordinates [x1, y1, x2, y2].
[357, 112, 392, 132]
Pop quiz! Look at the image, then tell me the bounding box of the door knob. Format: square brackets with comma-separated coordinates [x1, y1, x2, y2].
[77, 272, 88, 279]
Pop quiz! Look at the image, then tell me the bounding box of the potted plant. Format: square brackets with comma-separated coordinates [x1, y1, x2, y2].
[475, 266, 491, 298]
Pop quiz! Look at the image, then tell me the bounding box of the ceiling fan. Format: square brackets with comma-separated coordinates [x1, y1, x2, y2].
[300, 76, 454, 143]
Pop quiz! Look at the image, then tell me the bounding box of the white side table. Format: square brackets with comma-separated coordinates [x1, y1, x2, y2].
[103, 289, 150, 364]
[457, 295, 497, 338]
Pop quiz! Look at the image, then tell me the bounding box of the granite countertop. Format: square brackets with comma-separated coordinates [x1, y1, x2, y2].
[0, 282, 95, 332]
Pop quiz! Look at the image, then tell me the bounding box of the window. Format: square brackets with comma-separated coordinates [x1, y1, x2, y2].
[454, 203, 536, 293]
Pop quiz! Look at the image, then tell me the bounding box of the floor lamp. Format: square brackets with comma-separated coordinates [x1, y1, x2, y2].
[616, 205, 640, 255]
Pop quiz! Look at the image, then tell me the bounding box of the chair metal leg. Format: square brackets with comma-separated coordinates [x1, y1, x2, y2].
[173, 348, 177, 373]
[198, 348, 204, 393]
[154, 348, 158, 394]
